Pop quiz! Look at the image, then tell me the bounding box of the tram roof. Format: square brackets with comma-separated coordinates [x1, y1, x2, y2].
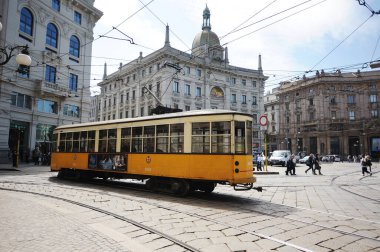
[56, 109, 252, 130]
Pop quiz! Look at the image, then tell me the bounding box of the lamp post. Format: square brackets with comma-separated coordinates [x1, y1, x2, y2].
[0, 21, 32, 70]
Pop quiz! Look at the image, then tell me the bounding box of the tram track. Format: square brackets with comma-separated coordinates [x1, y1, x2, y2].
[1, 174, 380, 251]
[0, 185, 201, 252]
[0, 179, 314, 252]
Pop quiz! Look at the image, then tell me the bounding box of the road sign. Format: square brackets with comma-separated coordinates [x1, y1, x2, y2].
[259, 115, 268, 126]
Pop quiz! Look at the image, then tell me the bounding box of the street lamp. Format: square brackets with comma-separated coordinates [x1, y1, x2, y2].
[0, 21, 32, 70]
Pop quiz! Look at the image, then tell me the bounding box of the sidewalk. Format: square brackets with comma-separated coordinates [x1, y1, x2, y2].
[0, 162, 49, 172]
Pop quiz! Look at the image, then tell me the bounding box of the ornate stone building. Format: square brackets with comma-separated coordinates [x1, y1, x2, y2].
[95, 6, 267, 148]
[275, 70, 380, 160]
[0, 0, 102, 162]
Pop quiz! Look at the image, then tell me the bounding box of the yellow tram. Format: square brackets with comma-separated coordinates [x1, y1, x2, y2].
[51, 110, 256, 195]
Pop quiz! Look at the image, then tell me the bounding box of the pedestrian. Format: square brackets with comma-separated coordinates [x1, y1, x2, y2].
[360, 155, 372, 176]
[12, 149, 18, 167]
[314, 153, 323, 175]
[257, 154, 263, 171]
[286, 154, 296, 175]
[305, 153, 316, 175]
[24, 147, 30, 163]
[366, 154, 372, 173]
[32, 147, 41, 165]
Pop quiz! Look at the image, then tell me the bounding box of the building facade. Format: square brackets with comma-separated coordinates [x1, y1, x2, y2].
[0, 0, 102, 163]
[263, 87, 280, 152]
[95, 6, 267, 148]
[275, 70, 380, 160]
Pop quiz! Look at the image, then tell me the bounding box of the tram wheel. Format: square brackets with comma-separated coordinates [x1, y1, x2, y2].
[57, 170, 66, 179]
[201, 182, 216, 193]
[176, 180, 190, 197]
[146, 178, 156, 191]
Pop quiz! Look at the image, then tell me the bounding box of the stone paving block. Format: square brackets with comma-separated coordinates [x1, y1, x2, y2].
[206, 223, 226, 231]
[145, 237, 174, 250]
[175, 232, 197, 242]
[340, 238, 380, 252]
[118, 224, 141, 234]
[254, 238, 282, 250]
[210, 235, 241, 244]
[155, 244, 187, 252]
[127, 229, 150, 238]
[161, 227, 185, 236]
[187, 238, 212, 249]
[202, 243, 231, 252]
[221, 227, 245, 236]
[185, 226, 209, 232]
[256, 226, 285, 236]
[353, 229, 379, 238]
[237, 233, 261, 242]
[312, 233, 361, 250]
[194, 230, 224, 239]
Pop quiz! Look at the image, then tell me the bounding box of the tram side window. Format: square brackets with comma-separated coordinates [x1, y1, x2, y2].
[246, 121, 252, 154]
[88, 131, 95, 152]
[192, 122, 210, 153]
[79, 131, 87, 152]
[235, 121, 245, 154]
[211, 121, 231, 153]
[99, 130, 107, 152]
[170, 124, 184, 153]
[132, 127, 143, 152]
[66, 132, 73, 152]
[52, 133, 58, 152]
[108, 129, 116, 153]
[121, 128, 131, 152]
[143, 126, 155, 152]
[156, 125, 169, 152]
[59, 133, 66, 152]
[72, 132, 80, 152]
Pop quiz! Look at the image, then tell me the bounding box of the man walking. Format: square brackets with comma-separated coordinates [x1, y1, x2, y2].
[305, 153, 316, 175]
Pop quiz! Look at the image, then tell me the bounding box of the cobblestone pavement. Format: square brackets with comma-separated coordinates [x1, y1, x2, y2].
[0, 161, 379, 251]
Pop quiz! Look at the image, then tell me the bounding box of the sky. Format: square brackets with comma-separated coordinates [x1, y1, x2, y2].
[90, 0, 380, 94]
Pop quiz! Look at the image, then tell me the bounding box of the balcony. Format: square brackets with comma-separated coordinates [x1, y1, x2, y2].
[37, 80, 68, 97]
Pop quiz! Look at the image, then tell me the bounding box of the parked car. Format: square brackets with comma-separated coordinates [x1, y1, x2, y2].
[268, 150, 291, 166]
[299, 156, 310, 164]
[322, 155, 340, 162]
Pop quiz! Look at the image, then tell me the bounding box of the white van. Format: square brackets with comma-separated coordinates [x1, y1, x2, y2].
[268, 150, 291, 167]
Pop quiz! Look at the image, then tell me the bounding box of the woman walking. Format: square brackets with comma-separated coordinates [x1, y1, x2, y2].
[361, 155, 372, 176]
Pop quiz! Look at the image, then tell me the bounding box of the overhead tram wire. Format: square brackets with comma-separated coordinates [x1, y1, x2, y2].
[221, 0, 328, 46]
[137, 0, 191, 51]
[308, 14, 373, 71]
[221, 0, 316, 40]
[220, 0, 279, 39]
[370, 31, 380, 62]
[357, 0, 380, 15]
[48, 0, 156, 65]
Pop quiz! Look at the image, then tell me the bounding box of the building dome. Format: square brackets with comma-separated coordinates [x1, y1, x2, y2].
[191, 5, 224, 60]
[192, 30, 221, 52]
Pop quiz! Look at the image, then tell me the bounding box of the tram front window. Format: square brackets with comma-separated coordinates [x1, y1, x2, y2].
[211, 122, 231, 153]
[235, 121, 245, 154]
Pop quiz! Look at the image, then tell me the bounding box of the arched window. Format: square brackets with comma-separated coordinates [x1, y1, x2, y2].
[20, 7, 33, 36]
[46, 23, 58, 48]
[210, 87, 224, 98]
[69, 35, 80, 58]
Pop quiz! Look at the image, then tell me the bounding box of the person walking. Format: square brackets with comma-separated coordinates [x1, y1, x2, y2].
[32, 147, 41, 165]
[305, 153, 316, 175]
[286, 154, 296, 175]
[314, 153, 323, 175]
[257, 154, 263, 171]
[361, 155, 372, 176]
[366, 154, 372, 173]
